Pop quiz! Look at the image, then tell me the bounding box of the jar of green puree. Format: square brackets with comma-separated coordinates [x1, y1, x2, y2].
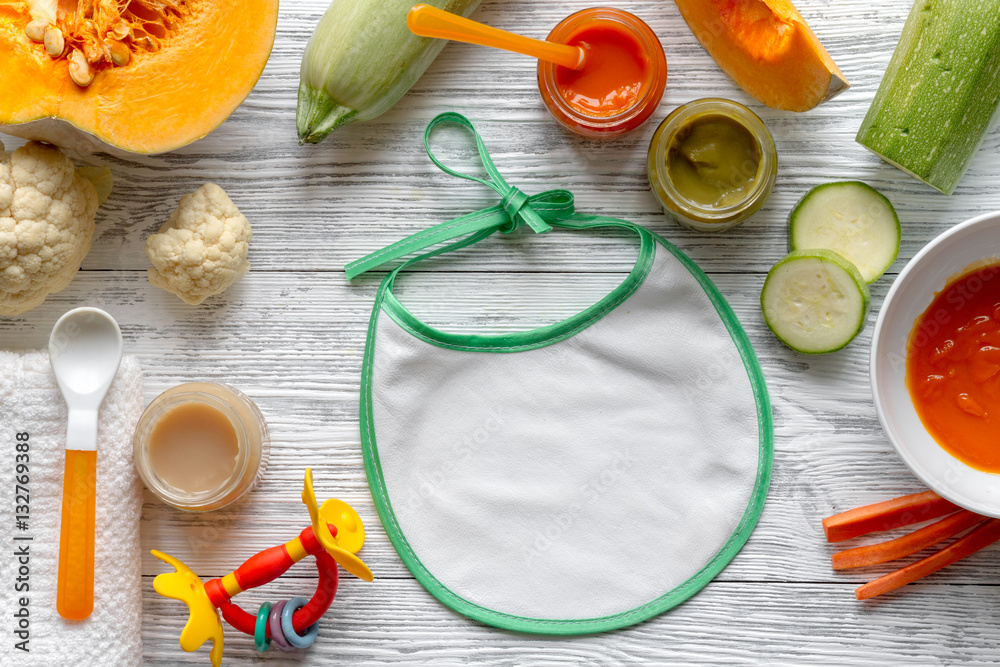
[648, 98, 777, 232]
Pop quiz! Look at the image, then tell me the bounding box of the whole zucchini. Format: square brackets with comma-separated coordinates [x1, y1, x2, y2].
[856, 0, 1000, 194]
[297, 0, 482, 144]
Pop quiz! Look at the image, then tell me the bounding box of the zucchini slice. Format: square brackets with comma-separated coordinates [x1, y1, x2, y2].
[761, 249, 870, 354]
[789, 181, 900, 284]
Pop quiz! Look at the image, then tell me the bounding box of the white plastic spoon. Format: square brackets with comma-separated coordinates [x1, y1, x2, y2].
[49, 307, 123, 620]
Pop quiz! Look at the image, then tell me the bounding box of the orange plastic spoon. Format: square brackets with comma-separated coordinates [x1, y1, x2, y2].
[49, 308, 123, 620]
[407, 4, 585, 70]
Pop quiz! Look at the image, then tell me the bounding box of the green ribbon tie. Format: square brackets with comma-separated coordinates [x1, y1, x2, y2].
[345, 112, 575, 280]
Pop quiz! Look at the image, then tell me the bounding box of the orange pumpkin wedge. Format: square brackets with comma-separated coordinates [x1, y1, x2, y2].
[0, 1, 279, 154]
[672, 0, 848, 112]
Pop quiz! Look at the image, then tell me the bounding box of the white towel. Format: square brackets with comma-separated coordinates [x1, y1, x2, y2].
[0, 352, 144, 666]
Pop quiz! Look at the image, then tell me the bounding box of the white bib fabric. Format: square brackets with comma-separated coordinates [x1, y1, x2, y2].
[350, 114, 772, 634]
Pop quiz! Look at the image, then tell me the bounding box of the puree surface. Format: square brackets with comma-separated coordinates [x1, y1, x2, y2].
[667, 113, 761, 208]
[554, 22, 651, 117]
[149, 401, 240, 494]
[907, 263, 1000, 471]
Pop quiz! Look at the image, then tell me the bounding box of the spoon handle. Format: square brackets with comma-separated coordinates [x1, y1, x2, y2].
[57, 449, 96, 620]
[407, 4, 585, 70]
[66, 407, 98, 450]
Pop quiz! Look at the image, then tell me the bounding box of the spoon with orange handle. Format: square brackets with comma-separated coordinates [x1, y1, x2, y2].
[407, 4, 586, 70]
[49, 308, 124, 620]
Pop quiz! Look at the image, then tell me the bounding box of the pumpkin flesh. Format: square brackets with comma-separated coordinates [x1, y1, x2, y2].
[0, 0, 278, 153]
[673, 0, 848, 112]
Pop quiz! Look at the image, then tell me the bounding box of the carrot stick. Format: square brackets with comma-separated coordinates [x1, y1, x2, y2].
[833, 510, 984, 570]
[823, 490, 962, 542]
[855, 518, 1000, 600]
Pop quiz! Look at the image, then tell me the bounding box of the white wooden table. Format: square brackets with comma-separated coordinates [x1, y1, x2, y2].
[4, 0, 1000, 663]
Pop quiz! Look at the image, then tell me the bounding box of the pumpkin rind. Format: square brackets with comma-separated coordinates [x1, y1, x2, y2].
[0, 1, 279, 153]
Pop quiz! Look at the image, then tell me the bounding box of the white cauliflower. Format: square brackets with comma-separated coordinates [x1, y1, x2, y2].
[146, 183, 252, 305]
[0, 140, 100, 317]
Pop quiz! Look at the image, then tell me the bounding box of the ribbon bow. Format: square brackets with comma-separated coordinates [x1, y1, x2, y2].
[345, 113, 575, 279]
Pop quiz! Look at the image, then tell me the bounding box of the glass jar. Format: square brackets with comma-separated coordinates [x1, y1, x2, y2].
[133, 382, 269, 512]
[648, 98, 777, 232]
[537, 8, 667, 139]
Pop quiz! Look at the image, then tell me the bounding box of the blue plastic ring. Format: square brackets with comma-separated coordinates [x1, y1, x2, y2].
[280, 596, 319, 649]
[254, 602, 273, 653]
[268, 600, 292, 651]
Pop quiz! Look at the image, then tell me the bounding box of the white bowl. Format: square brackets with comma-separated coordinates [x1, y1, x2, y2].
[871, 210, 1000, 517]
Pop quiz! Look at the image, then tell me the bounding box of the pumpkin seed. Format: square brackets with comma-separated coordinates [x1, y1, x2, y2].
[108, 39, 130, 66]
[43, 25, 64, 57]
[68, 49, 94, 87]
[24, 20, 47, 43]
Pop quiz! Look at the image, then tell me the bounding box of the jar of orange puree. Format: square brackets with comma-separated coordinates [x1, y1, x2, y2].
[133, 382, 269, 511]
[537, 8, 667, 138]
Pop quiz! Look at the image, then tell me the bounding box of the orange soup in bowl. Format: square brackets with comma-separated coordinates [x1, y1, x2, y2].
[907, 262, 1000, 471]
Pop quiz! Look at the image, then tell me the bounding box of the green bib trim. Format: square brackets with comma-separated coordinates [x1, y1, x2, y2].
[381, 217, 655, 352]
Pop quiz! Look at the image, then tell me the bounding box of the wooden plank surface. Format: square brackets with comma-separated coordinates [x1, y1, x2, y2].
[3, 0, 1000, 664]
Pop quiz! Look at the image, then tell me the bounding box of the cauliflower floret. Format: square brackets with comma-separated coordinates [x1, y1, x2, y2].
[0, 140, 99, 317]
[146, 183, 252, 305]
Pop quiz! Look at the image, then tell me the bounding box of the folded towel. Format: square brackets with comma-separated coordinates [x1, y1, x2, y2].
[0, 352, 144, 666]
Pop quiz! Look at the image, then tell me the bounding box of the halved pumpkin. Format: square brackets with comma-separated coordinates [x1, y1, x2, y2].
[673, 0, 848, 112]
[0, 1, 279, 153]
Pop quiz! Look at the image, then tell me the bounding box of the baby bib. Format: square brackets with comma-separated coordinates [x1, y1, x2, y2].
[348, 113, 772, 634]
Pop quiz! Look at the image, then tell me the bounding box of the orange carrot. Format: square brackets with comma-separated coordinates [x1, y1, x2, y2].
[832, 510, 984, 570]
[823, 490, 961, 543]
[855, 518, 1000, 600]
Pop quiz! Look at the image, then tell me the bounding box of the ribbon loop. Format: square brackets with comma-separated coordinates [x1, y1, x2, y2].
[423, 112, 500, 192]
[346, 113, 574, 280]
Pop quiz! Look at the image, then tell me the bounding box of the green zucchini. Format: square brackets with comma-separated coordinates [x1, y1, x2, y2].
[761, 250, 870, 354]
[856, 0, 1000, 194]
[297, 0, 482, 144]
[788, 181, 900, 284]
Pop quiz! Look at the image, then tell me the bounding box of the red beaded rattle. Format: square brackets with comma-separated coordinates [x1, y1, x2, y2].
[151, 469, 373, 666]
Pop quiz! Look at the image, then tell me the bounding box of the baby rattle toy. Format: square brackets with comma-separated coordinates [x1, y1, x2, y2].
[151, 469, 373, 666]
